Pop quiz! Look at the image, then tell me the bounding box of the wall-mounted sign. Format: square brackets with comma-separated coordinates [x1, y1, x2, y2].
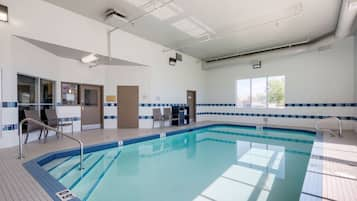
[106, 95, 116, 102]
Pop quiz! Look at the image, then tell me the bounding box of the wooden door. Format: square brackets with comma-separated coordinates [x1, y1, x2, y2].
[187, 90, 196, 123]
[117, 86, 139, 128]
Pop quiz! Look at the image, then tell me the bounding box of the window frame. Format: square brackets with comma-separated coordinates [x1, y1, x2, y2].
[267, 75, 286, 108]
[236, 75, 285, 109]
[61, 81, 80, 106]
[17, 73, 56, 123]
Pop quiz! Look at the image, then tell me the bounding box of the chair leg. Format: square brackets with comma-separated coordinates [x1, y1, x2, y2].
[38, 129, 43, 142]
[44, 129, 49, 144]
[56, 127, 60, 139]
[25, 131, 29, 144]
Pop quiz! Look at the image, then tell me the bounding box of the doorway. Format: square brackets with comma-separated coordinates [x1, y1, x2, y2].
[80, 84, 103, 130]
[187, 90, 197, 123]
[117, 86, 139, 128]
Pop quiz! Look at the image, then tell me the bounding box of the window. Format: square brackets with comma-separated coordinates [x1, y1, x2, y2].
[84, 89, 98, 106]
[268, 76, 285, 108]
[18, 74, 56, 125]
[251, 77, 267, 108]
[236, 79, 251, 107]
[236, 76, 285, 108]
[61, 82, 79, 105]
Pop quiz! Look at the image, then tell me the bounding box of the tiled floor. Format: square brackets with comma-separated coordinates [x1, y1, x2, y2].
[301, 131, 357, 201]
[0, 121, 356, 201]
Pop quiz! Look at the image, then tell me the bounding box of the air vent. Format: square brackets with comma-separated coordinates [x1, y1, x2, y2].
[252, 61, 262, 69]
[105, 8, 128, 25]
[176, 53, 183, 62]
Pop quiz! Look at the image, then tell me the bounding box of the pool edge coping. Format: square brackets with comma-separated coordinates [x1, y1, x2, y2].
[23, 123, 316, 201]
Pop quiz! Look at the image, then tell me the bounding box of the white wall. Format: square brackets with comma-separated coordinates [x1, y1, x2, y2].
[200, 37, 356, 130]
[354, 34, 357, 132]
[0, 0, 355, 148]
[0, 0, 204, 147]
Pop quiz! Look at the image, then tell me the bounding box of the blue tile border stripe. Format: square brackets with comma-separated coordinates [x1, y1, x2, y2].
[197, 103, 236, 107]
[2, 124, 18, 131]
[123, 134, 161, 145]
[197, 112, 355, 121]
[205, 129, 313, 144]
[285, 103, 357, 107]
[104, 103, 117, 107]
[196, 103, 357, 107]
[139, 115, 153, 119]
[59, 117, 81, 122]
[2, 101, 18, 108]
[104, 115, 117, 119]
[11, 102, 356, 108]
[140, 103, 187, 107]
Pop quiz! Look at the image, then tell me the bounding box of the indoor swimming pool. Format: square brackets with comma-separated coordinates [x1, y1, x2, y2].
[40, 125, 315, 201]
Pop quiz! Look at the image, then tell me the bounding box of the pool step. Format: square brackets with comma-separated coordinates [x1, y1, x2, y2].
[68, 149, 120, 200]
[58, 153, 103, 185]
[49, 155, 84, 179]
[42, 156, 72, 172]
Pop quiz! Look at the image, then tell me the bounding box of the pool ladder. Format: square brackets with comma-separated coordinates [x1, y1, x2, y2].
[256, 118, 269, 132]
[18, 118, 84, 170]
[314, 117, 343, 137]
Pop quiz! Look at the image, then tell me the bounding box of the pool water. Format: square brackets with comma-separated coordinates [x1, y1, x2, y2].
[42, 125, 315, 201]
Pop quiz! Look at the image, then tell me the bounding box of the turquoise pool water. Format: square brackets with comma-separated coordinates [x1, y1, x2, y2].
[42, 125, 315, 201]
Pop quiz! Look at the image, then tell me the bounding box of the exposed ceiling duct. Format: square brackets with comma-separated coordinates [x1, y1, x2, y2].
[202, 0, 357, 70]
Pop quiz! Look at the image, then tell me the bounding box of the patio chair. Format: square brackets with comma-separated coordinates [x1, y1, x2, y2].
[24, 110, 45, 144]
[152, 108, 163, 128]
[44, 109, 74, 143]
[163, 108, 171, 127]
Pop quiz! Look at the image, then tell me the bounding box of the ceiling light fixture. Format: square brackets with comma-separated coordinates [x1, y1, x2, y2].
[81, 54, 98, 64]
[0, 4, 8, 22]
[141, 1, 183, 20]
[172, 17, 215, 38]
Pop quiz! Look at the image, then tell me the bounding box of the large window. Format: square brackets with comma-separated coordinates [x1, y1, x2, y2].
[18, 74, 56, 124]
[236, 79, 251, 107]
[236, 76, 285, 108]
[251, 77, 267, 108]
[268, 76, 285, 108]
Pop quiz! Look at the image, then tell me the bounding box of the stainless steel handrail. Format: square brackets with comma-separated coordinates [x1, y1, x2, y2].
[18, 118, 84, 170]
[315, 117, 343, 137]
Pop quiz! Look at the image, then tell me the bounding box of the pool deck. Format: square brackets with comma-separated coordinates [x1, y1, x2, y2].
[0, 121, 356, 201]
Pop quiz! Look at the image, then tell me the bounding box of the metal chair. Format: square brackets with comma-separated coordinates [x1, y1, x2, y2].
[152, 108, 163, 128]
[23, 110, 45, 144]
[163, 108, 171, 127]
[44, 109, 74, 143]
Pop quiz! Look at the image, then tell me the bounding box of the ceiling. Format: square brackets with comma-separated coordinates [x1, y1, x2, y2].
[16, 36, 144, 66]
[43, 0, 341, 60]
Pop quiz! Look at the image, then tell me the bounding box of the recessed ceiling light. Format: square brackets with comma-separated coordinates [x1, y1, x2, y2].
[126, 0, 182, 21]
[190, 17, 215, 34]
[81, 54, 98, 64]
[143, 1, 183, 20]
[125, 0, 150, 7]
[172, 18, 212, 38]
[0, 4, 8, 22]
